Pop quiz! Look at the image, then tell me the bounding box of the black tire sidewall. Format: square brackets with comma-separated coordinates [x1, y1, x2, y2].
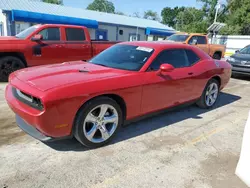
[0, 56, 25, 82]
[74, 97, 123, 148]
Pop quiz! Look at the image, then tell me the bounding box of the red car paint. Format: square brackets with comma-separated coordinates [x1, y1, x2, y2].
[0, 24, 118, 66]
[5, 42, 232, 139]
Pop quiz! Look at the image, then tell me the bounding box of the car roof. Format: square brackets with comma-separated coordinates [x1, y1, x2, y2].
[120, 41, 212, 60]
[40, 24, 87, 28]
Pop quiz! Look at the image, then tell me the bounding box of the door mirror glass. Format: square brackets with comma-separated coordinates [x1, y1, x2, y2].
[31, 34, 43, 42]
[160, 63, 175, 72]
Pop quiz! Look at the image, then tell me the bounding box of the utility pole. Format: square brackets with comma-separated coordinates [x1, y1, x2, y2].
[214, 0, 220, 23]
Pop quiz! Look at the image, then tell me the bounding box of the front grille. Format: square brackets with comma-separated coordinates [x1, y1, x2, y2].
[12, 87, 44, 111]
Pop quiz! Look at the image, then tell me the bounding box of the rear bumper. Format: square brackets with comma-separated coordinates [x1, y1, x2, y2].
[16, 114, 52, 142]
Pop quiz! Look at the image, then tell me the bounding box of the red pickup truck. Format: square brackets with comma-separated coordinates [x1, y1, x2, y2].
[0, 24, 119, 81]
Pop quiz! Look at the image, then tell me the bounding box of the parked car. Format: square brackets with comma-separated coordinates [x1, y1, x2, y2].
[166, 33, 226, 60]
[0, 24, 119, 81]
[5, 41, 231, 148]
[227, 45, 250, 75]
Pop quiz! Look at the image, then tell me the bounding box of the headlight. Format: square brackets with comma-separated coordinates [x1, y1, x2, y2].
[13, 88, 44, 111]
[227, 57, 235, 62]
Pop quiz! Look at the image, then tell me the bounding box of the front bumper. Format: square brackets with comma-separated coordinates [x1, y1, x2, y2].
[16, 114, 52, 142]
[227, 60, 250, 75]
[232, 66, 250, 75]
[5, 83, 73, 139]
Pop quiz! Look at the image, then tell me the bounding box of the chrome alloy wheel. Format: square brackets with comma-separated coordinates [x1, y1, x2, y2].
[83, 104, 119, 143]
[205, 82, 219, 106]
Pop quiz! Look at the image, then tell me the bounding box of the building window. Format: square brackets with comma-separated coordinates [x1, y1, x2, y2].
[15, 22, 31, 35]
[65, 28, 86, 41]
[119, 30, 123, 35]
[129, 33, 140, 41]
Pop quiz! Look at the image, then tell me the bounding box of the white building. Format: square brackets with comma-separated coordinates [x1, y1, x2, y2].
[0, 0, 175, 41]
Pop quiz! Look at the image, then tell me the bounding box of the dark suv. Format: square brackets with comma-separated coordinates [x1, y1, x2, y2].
[227, 45, 250, 75]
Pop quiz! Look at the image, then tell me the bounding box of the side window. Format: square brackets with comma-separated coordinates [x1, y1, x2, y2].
[149, 49, 189, 70]
[38, 27, 60, 41]
[66, 28, 86, 41]
[188, 36, 198, 45]
[185, 50, 200, 65]
[197, 36, 207, 44]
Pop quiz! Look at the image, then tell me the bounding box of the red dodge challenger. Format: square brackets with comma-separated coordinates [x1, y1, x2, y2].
[5, 41, 232, 148]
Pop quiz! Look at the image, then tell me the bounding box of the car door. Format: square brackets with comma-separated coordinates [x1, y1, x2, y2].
[30, 27, 65, 66]
[189, 35, 209, 54]
[141, 48, 202, 114]
[64, 27, 92, 61]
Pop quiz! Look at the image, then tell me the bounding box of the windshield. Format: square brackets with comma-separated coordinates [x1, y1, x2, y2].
[239, 45, 250, 54]
[89, 44, 154, 71]
[167, 34, 190, 42]
[15, 25, 41, 39]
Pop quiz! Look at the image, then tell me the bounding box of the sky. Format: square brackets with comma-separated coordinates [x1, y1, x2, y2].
[63, 0, 203, 17]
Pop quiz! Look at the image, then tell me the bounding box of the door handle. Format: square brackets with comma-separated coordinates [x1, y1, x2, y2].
[188, 72, 194, 75]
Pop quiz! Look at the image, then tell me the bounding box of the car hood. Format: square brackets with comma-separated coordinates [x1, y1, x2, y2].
[231, 53, 250, 61]
[0, 36, 25, 45]
[13, 61, 129, 91]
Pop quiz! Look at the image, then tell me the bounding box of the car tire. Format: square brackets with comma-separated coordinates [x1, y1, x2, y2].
[196, 78, 220, 109]
[74, 97, 123, 148]
[213, 53, 221, 60]
[0, 56, 25, 82]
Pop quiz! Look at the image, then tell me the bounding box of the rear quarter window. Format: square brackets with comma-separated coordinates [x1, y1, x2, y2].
[185, 50, 200, 65]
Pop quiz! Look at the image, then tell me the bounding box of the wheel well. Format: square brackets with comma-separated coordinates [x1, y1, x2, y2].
[214, 51, 222, 57]
[0, 52, 27, 67]
[78, 94, 127, 120]
[212, 76, 221, 87]
[99, 94, 127, 120]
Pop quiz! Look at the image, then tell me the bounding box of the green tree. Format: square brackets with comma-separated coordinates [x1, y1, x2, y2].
[132, 12, 141, 18]
[161, 6, 185, 28]
[197, 0, 218, 24]
[221, 0, 250, 35]
[197, 0, 228, 27]
[143, 10, 160, 21]
[176, 7, 207, 32]
[87, 0, 115, 13]
[42, 0, 63, 5]
[115, 11, 125, 15]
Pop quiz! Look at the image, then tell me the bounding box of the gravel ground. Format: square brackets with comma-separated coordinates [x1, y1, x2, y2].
[0, 75, 250, 188]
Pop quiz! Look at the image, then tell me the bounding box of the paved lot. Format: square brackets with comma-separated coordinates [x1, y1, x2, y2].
[0, 76, 250, 188]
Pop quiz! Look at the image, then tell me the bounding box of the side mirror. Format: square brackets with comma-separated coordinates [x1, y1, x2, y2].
[31, 34, 43, 42]
[157, 63, 174, 75]
[235, 50, 239, 53]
